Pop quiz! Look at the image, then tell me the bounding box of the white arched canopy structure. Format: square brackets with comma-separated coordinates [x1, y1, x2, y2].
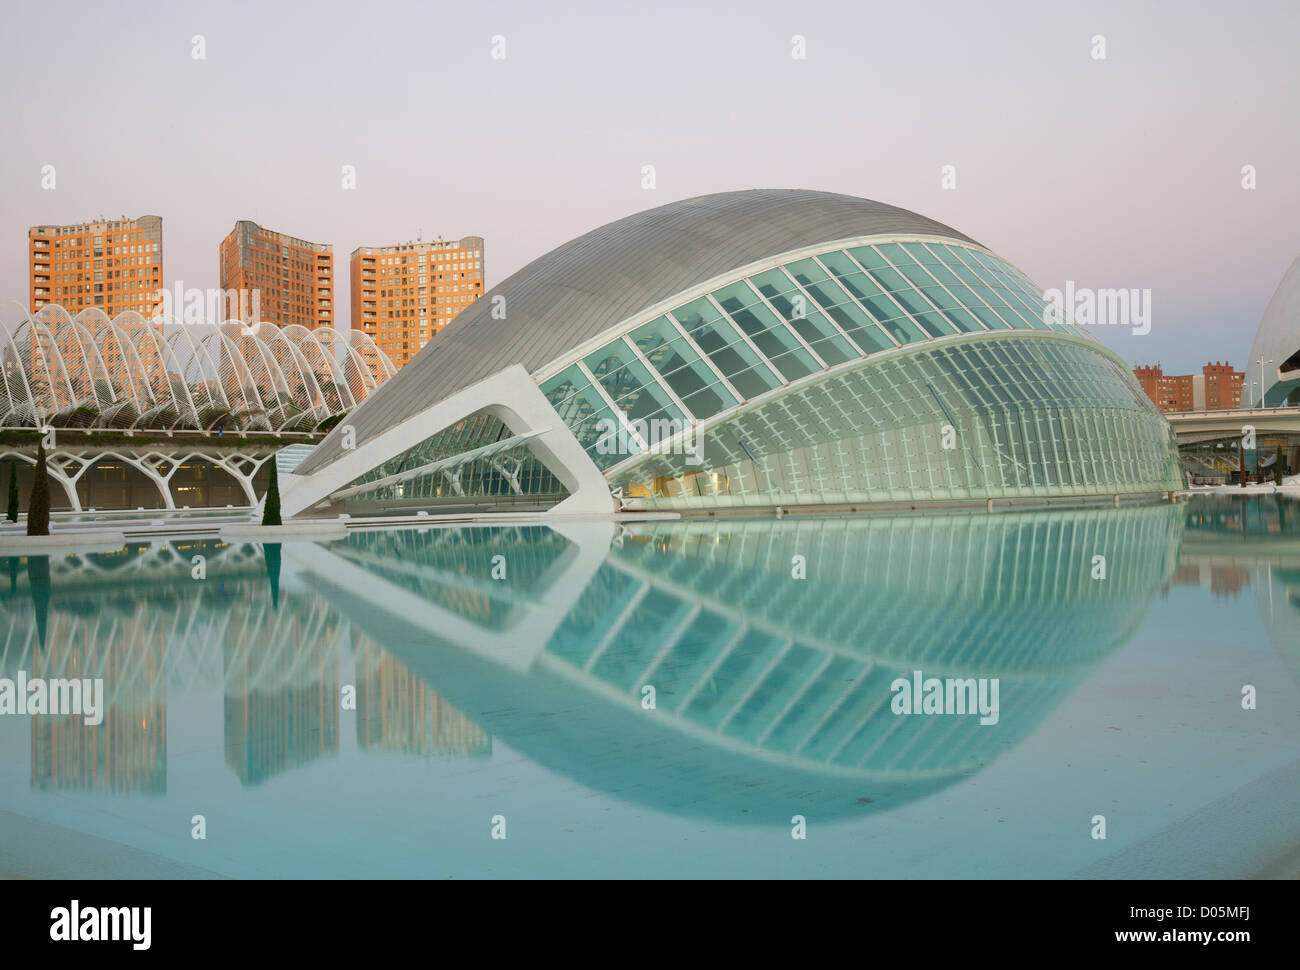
[0, 304, 396, 431]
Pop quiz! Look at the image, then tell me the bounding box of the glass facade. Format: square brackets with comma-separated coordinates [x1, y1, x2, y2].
[311, 234, 1182, 515]
[337, 411, 568, 511]
[538, 239, 1097, 476]
[610, 336, 1184, 508]
[545, 505, 1184, 771]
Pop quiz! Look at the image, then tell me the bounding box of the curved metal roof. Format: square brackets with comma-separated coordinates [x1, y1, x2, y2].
[1247, 253, 1300, 405]
[299, 189, 978, 475]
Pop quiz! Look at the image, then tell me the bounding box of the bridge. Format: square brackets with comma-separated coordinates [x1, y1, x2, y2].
[1166, 406, 1300, 444]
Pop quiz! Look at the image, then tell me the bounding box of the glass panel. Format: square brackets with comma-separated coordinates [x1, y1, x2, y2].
[585, 343, 684, 425]
[631, 317, 738, 420]
[841, 323, 895, 355]
[813, 252, 881, 304]
[864, 264, 912, 294]
[748, 268, 802, 299]
[847, 246, 890, 270]
[903, 242, 940, 264]
[672, 296, 728, 332]
[673, 301, 782, 399]
[922, 260, 961, 286]
[540, 364, 635, 468]
[762, 293, 860, 364]
[874, 242, 915, 266]
[897, 264, 983, 333]
[914, 311, 957, 338]
[714, 293, 819, 382]
[541, 363, 593, 412]
[712, 279, 765, 313]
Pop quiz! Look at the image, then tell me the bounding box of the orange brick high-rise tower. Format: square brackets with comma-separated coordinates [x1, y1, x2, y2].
[219, 220, 334, 328]
[28, 215, 163, 317]
[350, 236, 484, 368]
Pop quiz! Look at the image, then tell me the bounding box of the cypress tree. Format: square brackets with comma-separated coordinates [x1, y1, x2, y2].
[262, 457, 282, 527]
[264, 543, 282, 610]
[27, 555, 50, 648]
[27, 442, 51, 537]
[5, 460, 17, 522]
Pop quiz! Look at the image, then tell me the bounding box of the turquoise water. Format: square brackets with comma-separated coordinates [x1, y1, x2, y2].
[1, 496, 1298, 878]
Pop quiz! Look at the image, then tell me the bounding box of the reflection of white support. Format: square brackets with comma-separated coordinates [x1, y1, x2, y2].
[279, 364, 617, 518]
[281, 520, 616, 673]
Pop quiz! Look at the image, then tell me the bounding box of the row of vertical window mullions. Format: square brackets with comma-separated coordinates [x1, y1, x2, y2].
[648, 371, 1165, 506]
[350, 412, 496, 487]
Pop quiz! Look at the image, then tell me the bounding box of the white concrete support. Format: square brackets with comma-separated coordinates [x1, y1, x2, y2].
[0, 444, 279, 512]
[279, 365, 617, 518]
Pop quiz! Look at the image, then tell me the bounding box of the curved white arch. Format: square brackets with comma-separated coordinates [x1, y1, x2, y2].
[266, 329, 328, 424]
[0, 304, 394, 432]
[0, 305, 40, 425]
[86, 309, 156, 415]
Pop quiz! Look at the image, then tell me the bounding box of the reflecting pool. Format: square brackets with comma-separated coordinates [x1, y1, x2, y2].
[2, 496, 1299, 878]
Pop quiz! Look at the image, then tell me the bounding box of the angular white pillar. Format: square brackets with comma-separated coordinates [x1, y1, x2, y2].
[279, 364, 616, 518]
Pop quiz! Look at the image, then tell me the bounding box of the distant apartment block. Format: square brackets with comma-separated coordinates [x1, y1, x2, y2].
[219, 220, 334, 328]
[350, 236, 484, 367]
[1133, 361, 1244, 413]
[28, 214, 163, 316]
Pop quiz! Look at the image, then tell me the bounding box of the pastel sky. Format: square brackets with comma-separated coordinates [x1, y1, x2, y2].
[1, 0, 1296, 374]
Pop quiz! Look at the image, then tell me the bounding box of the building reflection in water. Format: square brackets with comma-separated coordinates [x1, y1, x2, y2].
[30, 613, 167, 796]
[4, 497, 1296, 819]
[353, 630, 490, 757]
[297, 505, 1192, 822]
[221, 589, 341, 787]
[1171, 494, 1300, 599]
[0, 539, 491, 794]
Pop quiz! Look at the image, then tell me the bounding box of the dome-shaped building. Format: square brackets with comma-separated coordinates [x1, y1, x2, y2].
[282, 190, 1184, 517]
[1247, 253, 1300, 408]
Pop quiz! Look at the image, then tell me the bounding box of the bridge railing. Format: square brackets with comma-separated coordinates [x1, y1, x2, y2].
[1165, 406, 1300, 418]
